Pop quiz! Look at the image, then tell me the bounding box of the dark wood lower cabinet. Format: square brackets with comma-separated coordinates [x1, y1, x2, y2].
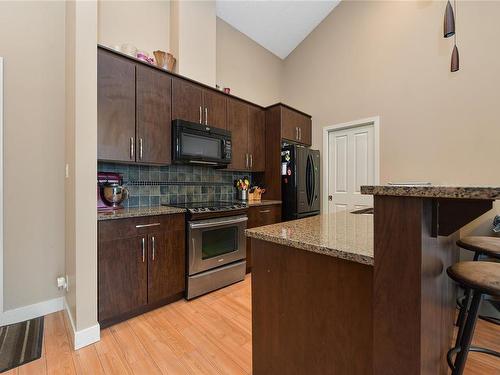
[148, 228, 185, 304]
[98, 214, 185, 327]
[98, 236, 148, 323]
[246, 204, 281, 273]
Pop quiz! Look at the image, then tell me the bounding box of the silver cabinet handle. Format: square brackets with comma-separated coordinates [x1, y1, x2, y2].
[130, 137, 134, 159]
[151, 236, 155, 261]
[299, 127, 302, 141]
[141, 237, 145, 263]
[259, 209, 271, 213]
[296, 127, 299, 140]
[139, 138, 143, 160]
[135, 223, 161, 228]
[250, 154, 253, 169]
[199, 106, 202, 123]
[205, 107, 208, 125]
[245, 153, 249, 169]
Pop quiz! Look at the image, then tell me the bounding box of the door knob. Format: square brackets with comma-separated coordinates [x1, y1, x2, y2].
[328, 195, 333, 201]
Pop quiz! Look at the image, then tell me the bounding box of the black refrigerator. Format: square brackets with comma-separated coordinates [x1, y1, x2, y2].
[281, 144, 320, 221]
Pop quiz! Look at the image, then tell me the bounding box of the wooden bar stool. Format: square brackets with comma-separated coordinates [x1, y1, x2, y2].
[457, 236, 500, 261]
[446, 261, 500, 375]
[456, 236, 500, 327]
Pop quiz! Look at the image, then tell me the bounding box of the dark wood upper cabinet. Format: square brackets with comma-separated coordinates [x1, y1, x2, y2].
[98, 236, 148, 323]
[227, 98, 249, 170]
[98, 49, 136, 162]
[300, 116, 312, 146]
[172, 78, 203, 124]
[136, 65, 172, 165]
[248, 106, 266, 172]
[203, 89, 227, 129]
[281, 106, 312, 146]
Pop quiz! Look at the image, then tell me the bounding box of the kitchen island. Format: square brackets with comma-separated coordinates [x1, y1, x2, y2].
[246, 186, 500, 375]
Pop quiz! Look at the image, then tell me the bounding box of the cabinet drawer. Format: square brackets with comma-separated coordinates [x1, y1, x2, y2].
[248, 204, 281, 228]
[99, 213, 185, 241]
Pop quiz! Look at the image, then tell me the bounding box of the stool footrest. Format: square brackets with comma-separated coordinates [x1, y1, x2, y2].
[447, 345, 500, 371]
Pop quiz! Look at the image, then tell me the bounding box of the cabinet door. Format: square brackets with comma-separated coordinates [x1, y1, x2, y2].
[148, 227, 185, 304]
[172, 78, 203, 124]
[98, 236, 148, 323]
[299, 116, 312, 146]
[246, 204, 282, 273]
[136, 65, 172, 165]
[281, 106, 300, 142]
[227, 98, 249, 170]
[98, 49, 136, 162]
[203, 90, 227, 129]
[248, 106, 265, 171]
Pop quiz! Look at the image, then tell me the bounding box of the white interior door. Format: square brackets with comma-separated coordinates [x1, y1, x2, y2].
[328, 124, 374, 213]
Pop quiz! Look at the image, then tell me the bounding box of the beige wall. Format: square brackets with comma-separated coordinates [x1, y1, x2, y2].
[282, 0, 500, 229]
[171, 0, 217, 86]
[98, 0, 170, 56]
[216, 18, 282, 107]
[0, 1, 66, 310]
[283, 0, 500, 187]
[66, 0, 98, 336]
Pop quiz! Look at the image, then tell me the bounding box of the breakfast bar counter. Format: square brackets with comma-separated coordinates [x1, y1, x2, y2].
[247, 185, 499, 375]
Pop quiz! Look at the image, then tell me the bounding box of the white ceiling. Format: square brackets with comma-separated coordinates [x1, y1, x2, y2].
[216, 1, 340, 59]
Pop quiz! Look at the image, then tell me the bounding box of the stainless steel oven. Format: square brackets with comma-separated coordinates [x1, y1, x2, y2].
[186, 214, 247, 299]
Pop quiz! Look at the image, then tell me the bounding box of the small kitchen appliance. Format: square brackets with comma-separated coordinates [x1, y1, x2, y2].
[172, 119, 232, 167]
[97, 172, 128, 211]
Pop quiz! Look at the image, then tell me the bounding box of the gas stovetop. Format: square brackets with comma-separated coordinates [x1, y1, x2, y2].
[164, 201, 248, 214]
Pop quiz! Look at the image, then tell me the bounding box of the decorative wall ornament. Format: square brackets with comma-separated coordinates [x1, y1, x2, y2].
[444, 0, 459, 72]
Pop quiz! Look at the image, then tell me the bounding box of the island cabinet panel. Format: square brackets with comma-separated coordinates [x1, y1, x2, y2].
[246, 204, 281, 273]
[227, 98, 249, 170]
[97, 49, 136, 162]
[252, 239, 373, 375]
[248, 106, 266, 172]
[172, 78, 203, 124]
[203, 89, 227, 129]
[136, 65, 172, 165]
[98, 214, 185, 327]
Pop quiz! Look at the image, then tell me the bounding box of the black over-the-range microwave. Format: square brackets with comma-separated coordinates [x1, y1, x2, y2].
[172, 119, 232, 168]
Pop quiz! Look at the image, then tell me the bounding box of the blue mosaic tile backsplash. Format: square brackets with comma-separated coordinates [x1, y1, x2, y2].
[98, 162, 252, 208]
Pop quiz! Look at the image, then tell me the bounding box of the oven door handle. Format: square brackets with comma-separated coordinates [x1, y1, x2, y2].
[189, 216, 248, 229]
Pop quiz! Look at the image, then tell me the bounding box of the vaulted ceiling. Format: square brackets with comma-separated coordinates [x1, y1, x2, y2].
[216, 0, 340, 59]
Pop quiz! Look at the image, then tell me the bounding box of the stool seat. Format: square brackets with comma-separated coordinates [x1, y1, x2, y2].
[457, 236, 500, 259]
[447, 261, 500, 297]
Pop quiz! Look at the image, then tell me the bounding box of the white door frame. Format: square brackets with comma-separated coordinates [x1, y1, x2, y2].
[322, 116, 380, 213]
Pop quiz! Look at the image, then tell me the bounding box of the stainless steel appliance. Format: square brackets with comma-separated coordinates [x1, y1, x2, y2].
[281, 145, 320, 220]
[165, 201, 248, 299]
[172, 119, 232, 167]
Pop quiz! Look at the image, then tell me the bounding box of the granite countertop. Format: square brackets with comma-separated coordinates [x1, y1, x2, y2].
[246, 212, 374, 265]
[98, 206, 186, 221]
[246, 200, 282, 207]
[361, 185, 500, 200]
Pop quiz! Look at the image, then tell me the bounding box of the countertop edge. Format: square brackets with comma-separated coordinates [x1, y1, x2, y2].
[246, 230, 374, 266]
[97, 207, 186, 221]
[361, 185, 500, 200]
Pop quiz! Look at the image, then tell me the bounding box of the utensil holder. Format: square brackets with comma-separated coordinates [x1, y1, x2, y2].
[237, 190, 248, 201]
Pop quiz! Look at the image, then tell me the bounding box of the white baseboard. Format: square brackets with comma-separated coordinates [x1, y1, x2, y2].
[0, 297, 64, 326]
[64, 298, 100, 350]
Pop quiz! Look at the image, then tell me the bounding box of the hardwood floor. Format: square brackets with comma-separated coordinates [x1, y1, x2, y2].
[5, 275, 499, 374]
